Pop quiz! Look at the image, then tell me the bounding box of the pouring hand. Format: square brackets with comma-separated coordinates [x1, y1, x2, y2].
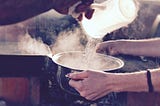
[53, 0, 94, 21]
[68, 70, 117, 101]
[75, 0, 95, 21]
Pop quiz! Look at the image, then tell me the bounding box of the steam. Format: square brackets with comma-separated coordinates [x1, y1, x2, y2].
[18, 32, 52, 57]
[54, 51, 122, 71]
[15, 0, 160, 72]
[51, 28, 86, 54]
[14, 16, 117, 71]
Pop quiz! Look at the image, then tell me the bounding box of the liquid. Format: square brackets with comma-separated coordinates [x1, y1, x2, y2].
[53, 37, 123, 71]
[83, 38, 102, 68]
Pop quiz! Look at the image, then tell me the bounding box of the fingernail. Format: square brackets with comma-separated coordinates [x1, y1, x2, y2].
[65, 73, 70, 78]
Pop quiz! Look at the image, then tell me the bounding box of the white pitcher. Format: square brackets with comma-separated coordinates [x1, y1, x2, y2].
[80, 0, 139, 38]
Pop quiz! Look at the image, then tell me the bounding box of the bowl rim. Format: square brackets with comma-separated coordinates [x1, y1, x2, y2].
[52, 51, 124, 72]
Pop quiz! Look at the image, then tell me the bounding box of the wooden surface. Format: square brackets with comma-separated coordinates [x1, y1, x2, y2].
[0, 77, 40, 105]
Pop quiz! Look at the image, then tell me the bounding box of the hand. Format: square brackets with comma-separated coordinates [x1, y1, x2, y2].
[68, 70, 117, 101]
[53, 0, 94, 21]
[96, 40, 125, 55]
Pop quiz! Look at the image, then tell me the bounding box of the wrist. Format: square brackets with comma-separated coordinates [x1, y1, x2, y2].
[113, 72, 148, 92]
[103, 73, 124, 93]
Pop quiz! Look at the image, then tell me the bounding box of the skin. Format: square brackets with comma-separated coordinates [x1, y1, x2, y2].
[0, 0, 94, 25]
[96, 38, 160, 57]
[53, 0, 94, 20]
[69, 38, 160, 101]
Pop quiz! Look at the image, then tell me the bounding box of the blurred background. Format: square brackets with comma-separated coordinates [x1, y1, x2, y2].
[0, 1, 159, 106]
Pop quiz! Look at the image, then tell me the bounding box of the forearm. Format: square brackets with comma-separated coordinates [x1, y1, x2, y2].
[114, 68, 160, 92]
[0, 0, 54, 25]
[119, 38, 160, 57]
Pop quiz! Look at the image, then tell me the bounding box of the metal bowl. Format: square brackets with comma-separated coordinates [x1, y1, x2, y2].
[52, 51, 124, 96]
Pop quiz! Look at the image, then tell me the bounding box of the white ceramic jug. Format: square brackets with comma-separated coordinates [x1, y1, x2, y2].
[81, 0, 139, 38]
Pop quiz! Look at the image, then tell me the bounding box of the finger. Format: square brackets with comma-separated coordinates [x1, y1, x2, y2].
[68, 71, 88, 80]
[76, 9, 94, 21]
[95, 43, 106, 53]
[77, 14, 83, 21]
[96, 48, 105, 53]
[69, 80, 83, 91]
[84, 9, 94, 19]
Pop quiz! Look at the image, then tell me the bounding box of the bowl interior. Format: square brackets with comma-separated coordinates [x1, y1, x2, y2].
[52, 51, 124, 71]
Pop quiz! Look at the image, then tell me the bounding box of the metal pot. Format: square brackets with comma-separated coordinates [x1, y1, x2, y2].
[52, 51, 124, 96]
